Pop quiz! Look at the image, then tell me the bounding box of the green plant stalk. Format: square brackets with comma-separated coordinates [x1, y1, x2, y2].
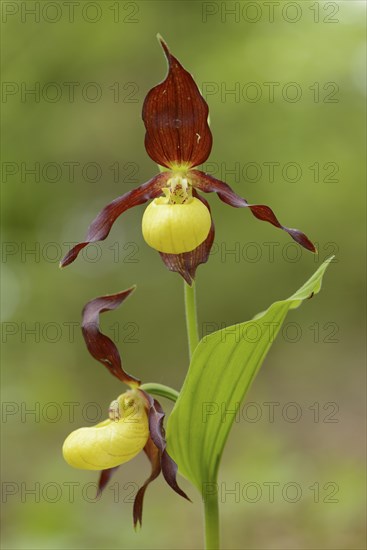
[140, 382, 179, 402]
[183, 280, 220, 549]
[184, 281, 199, 358]
[204, 490, 220, 550]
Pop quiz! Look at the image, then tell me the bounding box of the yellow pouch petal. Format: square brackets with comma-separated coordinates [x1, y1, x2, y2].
[62, 391, 149, 470]
[142, 197, 211, 254]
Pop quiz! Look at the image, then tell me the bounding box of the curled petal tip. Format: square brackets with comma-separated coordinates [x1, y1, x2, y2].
[123, 284, 137, 295]
[60, 243, 88, 268]
[286, 227, 316, 253]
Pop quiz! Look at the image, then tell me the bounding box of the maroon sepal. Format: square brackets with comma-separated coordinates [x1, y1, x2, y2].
[133, 437, 161, 528]
[81, 288, 140, 386]
[97, 467, 119, 498]
[142, 36, 212, 169]
[159, 190, 215, 285]
[60, 172, 170, 267]
[192, 170, 316, 253]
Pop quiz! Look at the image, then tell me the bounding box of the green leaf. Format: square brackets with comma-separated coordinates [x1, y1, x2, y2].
[166, 258, 334, 493]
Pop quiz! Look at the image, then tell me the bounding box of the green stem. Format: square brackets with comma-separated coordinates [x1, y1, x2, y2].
[204, 489, 220, 549]
[184, 281, 199, 358]
[139, 383, 179, 403]
[184, 281, 219, 548]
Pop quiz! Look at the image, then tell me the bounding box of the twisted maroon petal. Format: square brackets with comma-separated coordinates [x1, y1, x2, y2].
[81, 288, 139, 385]
[159, 190, 215, 284]
[142, 391, 190, 501]
[142, 36, 212, 169]
[60, 172, 170, 267]
[191, 170, 316, 253]
[133, 437, 161, 528]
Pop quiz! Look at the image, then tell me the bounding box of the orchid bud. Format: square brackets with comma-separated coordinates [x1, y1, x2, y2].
[142, 177, 211, 254]
[62, 391, 149, 470]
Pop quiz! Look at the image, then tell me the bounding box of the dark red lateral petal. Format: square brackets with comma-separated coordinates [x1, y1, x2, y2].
[142, 36, 212, 169]
[133, 437, 161, 528]
[160, 449, 189, 502]
[191, 170, 316, 253]
[60, 172, 170, 267]
[140, 391, 190, 503]
[97, 467, 119, 498]
[81, 288, 140, 386]
[159, 190, 215, 285]
[144, 393, 190, 502]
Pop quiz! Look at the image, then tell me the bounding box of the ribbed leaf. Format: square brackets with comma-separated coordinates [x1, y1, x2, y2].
[166, 258, 333, 493]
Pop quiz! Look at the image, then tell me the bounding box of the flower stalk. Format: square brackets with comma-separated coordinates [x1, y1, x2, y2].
[183, 282, 220, 546]
[204, 489, 220, 550]
[140, 383, 179, 403]
[184, 281, 199, 358]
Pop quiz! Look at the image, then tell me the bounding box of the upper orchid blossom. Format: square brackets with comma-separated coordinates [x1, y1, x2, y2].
[62, 288, 189, 527]
[60, 37, 315, 284]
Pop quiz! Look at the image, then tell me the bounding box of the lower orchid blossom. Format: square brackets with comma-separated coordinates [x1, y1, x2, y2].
[60, 37, 315, 283]
[63, 389, 150, 471]
[62, 287, 189, 526]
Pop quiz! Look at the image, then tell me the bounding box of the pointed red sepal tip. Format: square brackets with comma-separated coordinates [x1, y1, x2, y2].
[156, 33, 169, 58]
[81, 288, 140, 386]
[191, 170, 316, 254]
[142, 36, 212, 170]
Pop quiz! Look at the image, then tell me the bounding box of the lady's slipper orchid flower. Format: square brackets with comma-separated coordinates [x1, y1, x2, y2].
[63, 389, 150, 471]
[60, 37, 315, 284]
[63, 287, 189, 526]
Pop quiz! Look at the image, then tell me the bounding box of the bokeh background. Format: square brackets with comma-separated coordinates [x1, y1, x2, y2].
[1, 1, 366, 549]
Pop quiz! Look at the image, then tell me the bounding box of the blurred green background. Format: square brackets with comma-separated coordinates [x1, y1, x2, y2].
[1, 1, 366, 549]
